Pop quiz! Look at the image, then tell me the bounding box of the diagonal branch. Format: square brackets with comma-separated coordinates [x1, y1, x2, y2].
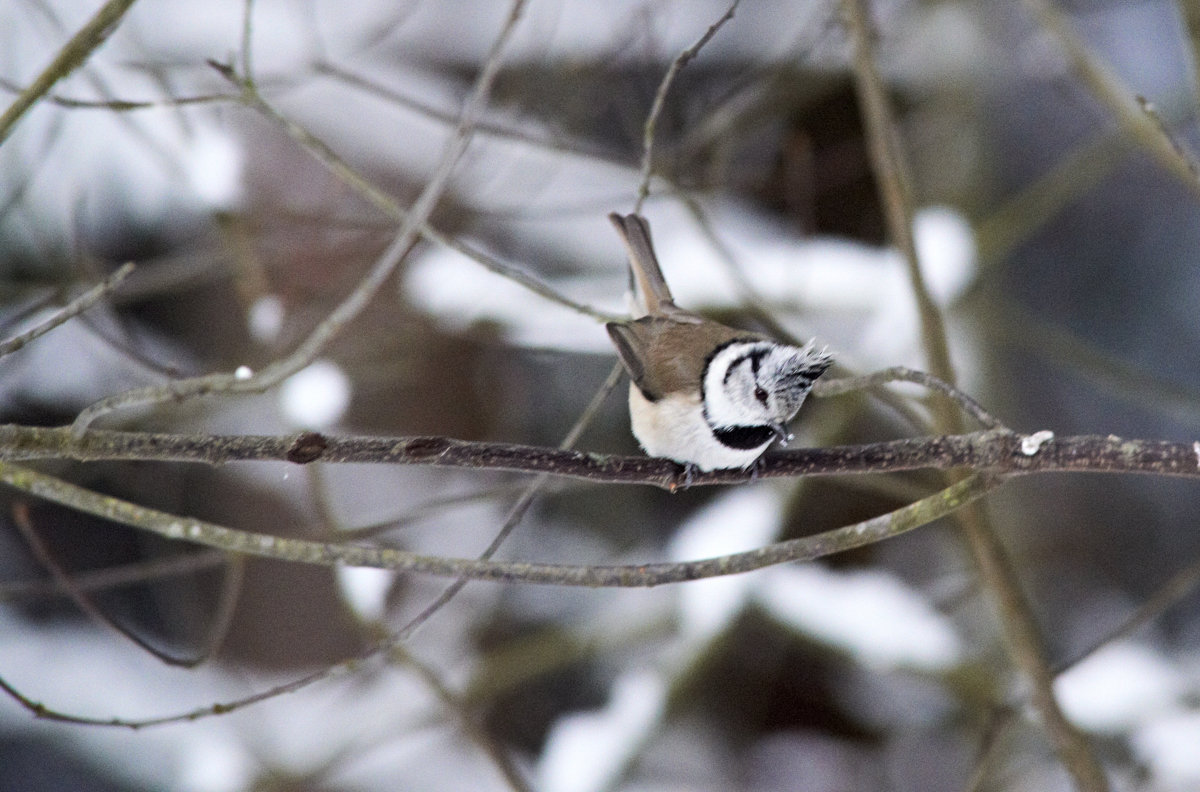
[635, 0, 741, 210]
[0, 0, 141, 145]
[69, 0, 530, 435]
[0, 263, 134, 359]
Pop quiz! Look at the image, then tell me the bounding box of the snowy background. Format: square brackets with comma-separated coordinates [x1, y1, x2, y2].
[3, 0, 1200, 790]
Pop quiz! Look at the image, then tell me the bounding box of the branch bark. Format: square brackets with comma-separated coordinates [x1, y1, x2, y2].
[2, 425, 1197, 485]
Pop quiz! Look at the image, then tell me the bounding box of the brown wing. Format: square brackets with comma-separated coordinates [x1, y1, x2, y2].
[607, 316, 761, 401]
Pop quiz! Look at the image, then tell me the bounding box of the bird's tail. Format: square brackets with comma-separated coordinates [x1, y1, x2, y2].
[609, 212, 678, 318]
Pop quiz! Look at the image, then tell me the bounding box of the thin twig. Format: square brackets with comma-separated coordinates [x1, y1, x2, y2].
[0, 548, 226, 602]
[394, 362, 624, 640]
[1022, 0, 1200, 197]
[0, 76, 236, 110]
[0, 263, 134, 359]
[0, 0, 141, 145]
[964, 708, 1019, 792]
[815, 366, 1005, 429]
[217, 64, 619, 323]
[982, 298, 1200, 423]
[69, 0, 530, 435]
[11, 501, 196, 667]
[314, 60, 621, 167]
[11, 500, 244, 668]
[0, 656, 359, 729]
[339, 483, 561, 543]
[674, 194, 802, 343]
[391, 645, 535, 792]
[1053, 548, 1200, 674]
[240, 0, 257, 91]
[635, 0, 741, 211]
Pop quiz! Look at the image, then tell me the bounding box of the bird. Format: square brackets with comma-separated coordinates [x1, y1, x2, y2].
[605, 212, 832, 472]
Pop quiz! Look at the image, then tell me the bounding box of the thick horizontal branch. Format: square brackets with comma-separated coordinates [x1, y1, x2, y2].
[1, 425, 1198, 487]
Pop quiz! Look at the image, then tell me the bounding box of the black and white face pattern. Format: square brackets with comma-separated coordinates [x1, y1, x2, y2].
[701, 340, 833, 451]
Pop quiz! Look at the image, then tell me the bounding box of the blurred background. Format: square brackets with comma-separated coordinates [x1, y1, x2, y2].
[2, 0, 1200, 790]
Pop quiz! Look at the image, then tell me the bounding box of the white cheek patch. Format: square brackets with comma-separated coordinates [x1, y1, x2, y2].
[702, 341, 773, 429]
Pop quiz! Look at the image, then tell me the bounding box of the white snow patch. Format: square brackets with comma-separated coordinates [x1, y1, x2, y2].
[667, 487, 783, 642]
[755, 565, 963, 671]
[913, 206, 977, 306]
[182, 127, 244, 212]
[1020, 430, 1055, 455]
[279, 360, 351, 428]
[335, 566, 396, 623]
[176, 731, 255, 792]
[1055, 643, 1185, 734]
[1132, 710, 1200, 788]
[537, 670, 667, 792]
[248, 295, 285, 344]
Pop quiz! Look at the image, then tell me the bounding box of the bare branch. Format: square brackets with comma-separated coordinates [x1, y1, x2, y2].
[395, 362, 625, 640]
[1054, 549, 1200, 674]
[815, 366, 1006, 429]
[0, 0, 141, 145]
[0, 549, 226, 602]
[1022, 0, 1200, 197]
[69, 0, 531, 435]
[3, 425, 1200, 482]
[635, 0, 741, 210]
[390, 645, 535, 792]
[0, 263, 134, 359]
[843, 0, 954, 392]
[0, 657, 357, 729]
[230, 84, 617, 323]
[843, 1, 1109, 788]
[0, 460, 998, 586]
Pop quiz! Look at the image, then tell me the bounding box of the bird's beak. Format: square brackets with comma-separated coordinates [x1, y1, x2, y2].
[772, 424, 793, 446]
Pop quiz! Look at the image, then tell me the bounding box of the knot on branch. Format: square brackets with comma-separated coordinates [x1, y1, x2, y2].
[286, 432, 328, 464]
[403, 436, 453, 459]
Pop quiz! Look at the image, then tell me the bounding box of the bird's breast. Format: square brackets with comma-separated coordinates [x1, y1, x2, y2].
[627, 385, 769, 471]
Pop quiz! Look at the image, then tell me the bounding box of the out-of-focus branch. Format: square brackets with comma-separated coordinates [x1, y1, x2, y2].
[0, 459, 997, 586]
[0, 470, 995, 730]
[842, 2, 1110, 790]
[1023, 0, 1200, 197]
[394, 362, 625, 640]
[635, 0, 741, 210]
[224, 67, 618, 324]
[0, 0, 140, 145]
[0, 263, 134, 358]
[69, 0, 530, 435]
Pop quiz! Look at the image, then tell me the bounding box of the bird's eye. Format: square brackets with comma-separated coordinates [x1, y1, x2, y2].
[754, 386, 769, 404]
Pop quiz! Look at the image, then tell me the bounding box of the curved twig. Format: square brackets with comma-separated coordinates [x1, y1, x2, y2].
[0, 460, 997, 586]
